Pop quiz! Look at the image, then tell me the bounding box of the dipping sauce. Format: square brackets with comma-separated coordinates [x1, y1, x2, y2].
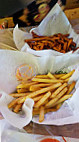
[40, 138, 60, 142]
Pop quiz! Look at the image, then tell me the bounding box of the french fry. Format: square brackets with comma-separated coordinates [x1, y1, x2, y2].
[53, 94, 73, 107]
[71, 41, 76, 47]
[9, 93, 29, 98]
[29, 86, 41, 91]
[60, 70, 75, 80]
[51, 83, 67, 98]
[67, 81, 76, 95]
[33, 95, 43, 102]
[17, 88, 28, 93]
[45, 97, 59, 108]
[54, 74, 66, 78]
[12, 104, 17, 109]
[53, 46, 61, 52]
[42, 99, 48, 105]
[46, 108, 58, 113]
[29, 83, 51, 91]
[25, 37, 50, 42]
[34, 92, 51, 108]
[31, 31, 42, 38]
[33, 83, 51, 87]
[8, 98, 20, 108]
[13, 104, 23, 113]
[32, 78, 63, 83]
[68, 38, 73, 48]
[47, 72, 56, 79]
[58, 39, 65, 44]
[53, 87, 68, 100]
[33, 107, 39, 111]
[60, 50, 66, 53]
[33, 110, 40, 116]
[17, 82, 62, 104]
[64, 77, 70, 82]
[55, 103, 62, 110]
[39, 106, 44, 122]
[16, 81, 37, 89]
[34, 75, 48, 78]
[45, 87, 68, 108]
[63, 42, 67, 51]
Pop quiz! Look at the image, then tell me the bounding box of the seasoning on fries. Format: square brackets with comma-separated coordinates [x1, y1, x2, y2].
[24, 32, 77, 53]
[8, 70, 75, 122]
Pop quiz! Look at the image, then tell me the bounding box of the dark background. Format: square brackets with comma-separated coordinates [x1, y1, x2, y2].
[0, 0, 32, 18]
[0, 0, 66, 18]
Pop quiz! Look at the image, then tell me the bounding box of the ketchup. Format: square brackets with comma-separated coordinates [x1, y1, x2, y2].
[40, 137, 67, 142]
[62, 137, 67, 142]
[40, 138, 60, 142]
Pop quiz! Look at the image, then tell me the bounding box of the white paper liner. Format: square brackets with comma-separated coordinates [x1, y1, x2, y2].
[1, 119, 79, 142]
[13, 4, 79, 57]
[13, 25, 32, 51]
[0, 50, 79, 128]
[0, 91, 34, 129]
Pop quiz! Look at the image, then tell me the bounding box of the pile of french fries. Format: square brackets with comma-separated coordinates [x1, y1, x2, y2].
[8, 70, 75, 122]
[24, 31, 77, 53]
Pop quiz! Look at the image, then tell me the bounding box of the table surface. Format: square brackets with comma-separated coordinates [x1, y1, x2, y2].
[24, 122, 79, 138]
[0, 22, 79, 138]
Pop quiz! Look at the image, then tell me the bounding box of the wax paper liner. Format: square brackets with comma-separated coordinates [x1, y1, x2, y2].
[13, 4, 79, 56]
[0, 50, 79, 128]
